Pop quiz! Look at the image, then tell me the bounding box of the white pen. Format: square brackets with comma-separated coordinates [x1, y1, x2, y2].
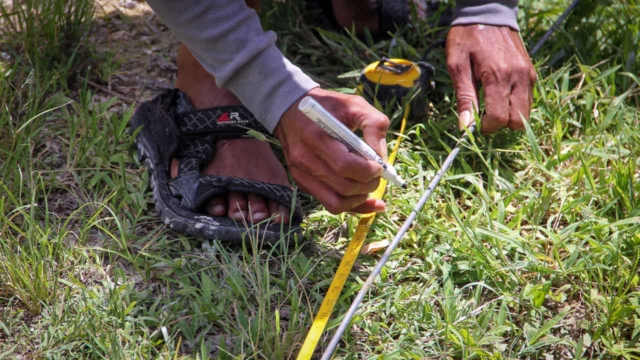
[298, 96, 407, 189]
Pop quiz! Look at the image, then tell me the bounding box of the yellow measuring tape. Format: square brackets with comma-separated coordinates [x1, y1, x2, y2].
[296, 105, 410, 360]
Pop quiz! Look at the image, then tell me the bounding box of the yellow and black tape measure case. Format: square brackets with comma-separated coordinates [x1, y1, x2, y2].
[356, 57, 434, 105]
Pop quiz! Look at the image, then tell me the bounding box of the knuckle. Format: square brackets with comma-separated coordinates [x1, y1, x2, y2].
[288, 153, 304, 167]
[530, 71, 538, 84]
[496, 64, 510, 77]
[366, 178, 381, 193]
[377, 115, 390, 129]
[369, 162, 383, 179]
[517, 62, 530, 73]
[339, 187, 356, 197]
[501, 61, 515, 71]
[307, 126, 325, 141]
[446, 59, 462, 73]
[457, 91, 477, 101]
[325, 199, 344, 215]
[299, 130, 316, 147]
[333, 158, 351, 174]
[514, 63, 532, 79]
[354, 96, 369, 106]
[345, 96, 361, 109]
[337, 180, 359, 197]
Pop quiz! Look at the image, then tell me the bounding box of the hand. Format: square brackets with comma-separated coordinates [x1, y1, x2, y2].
[446, 25, 537, 133]
[274, 88, 390, 214]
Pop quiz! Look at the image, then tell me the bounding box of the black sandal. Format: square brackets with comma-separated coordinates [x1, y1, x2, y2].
[130, 89, 304, 244]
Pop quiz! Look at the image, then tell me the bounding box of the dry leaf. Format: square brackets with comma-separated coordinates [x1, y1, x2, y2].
[360, 240, 390, 255]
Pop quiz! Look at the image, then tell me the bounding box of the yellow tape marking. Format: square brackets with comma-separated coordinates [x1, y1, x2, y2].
[297, 105, 409, 360]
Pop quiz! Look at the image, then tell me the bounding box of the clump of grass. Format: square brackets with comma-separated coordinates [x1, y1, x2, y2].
[0, 0, 95, 85]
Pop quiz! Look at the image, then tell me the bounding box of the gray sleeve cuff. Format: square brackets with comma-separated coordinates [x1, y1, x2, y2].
[214, 45, 319, 133]
[452, 0, 520, 31]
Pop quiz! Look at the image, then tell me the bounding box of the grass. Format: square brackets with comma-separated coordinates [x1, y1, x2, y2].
[0, 0, 639, 358]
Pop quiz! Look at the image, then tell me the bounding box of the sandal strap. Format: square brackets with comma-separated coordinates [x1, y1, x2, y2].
[176, 106, 269, 137]
[170, 174, 303, 221]
[175, 136, 215, 175]
[170, 92, 269, 177]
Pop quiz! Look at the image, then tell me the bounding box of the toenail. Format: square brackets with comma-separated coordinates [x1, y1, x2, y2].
[211, 204, 225, 213]
[278, 205, 290, 215]
[232, 210, 247, 220]
[251, 211, 267, 221]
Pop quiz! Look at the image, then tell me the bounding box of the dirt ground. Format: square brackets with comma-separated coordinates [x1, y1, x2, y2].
[93, 0, 180, 106]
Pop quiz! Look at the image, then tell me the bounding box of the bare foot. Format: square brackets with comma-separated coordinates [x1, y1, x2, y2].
[331, 0, 427, 34]
[171, 44, 292, 224]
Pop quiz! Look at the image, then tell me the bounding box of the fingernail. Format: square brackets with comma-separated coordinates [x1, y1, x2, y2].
[375, 200, 387, 212]
[379, 138, 388, 162]
[459, 110, 472, 130]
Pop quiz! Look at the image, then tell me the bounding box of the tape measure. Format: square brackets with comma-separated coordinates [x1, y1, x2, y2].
[356, 57, 434, 106]
[296, 104, 410, 360]
[297, 56, 431, 359]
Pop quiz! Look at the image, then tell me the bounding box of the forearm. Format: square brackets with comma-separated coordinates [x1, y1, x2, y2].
[145, 0, 319, 132]
[452, 0, 519, 30]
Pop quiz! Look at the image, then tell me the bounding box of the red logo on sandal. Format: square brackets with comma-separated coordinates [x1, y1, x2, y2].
[217, 113, 230, 123]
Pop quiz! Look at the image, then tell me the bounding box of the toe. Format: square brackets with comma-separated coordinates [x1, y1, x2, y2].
[205, 196, 227, 217]
[228, 192, 248, 221]
[247, 194, 269, 222]
[268, 200, 291, 224]
[170, 159, 179, 178]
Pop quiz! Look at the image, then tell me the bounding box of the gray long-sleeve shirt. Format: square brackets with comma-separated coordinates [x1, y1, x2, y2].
[145, 0, 519, 133]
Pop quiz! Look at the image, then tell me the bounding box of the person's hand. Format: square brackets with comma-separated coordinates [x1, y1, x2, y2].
[274, 88, 389, 214]
[446, 25, 537, 133]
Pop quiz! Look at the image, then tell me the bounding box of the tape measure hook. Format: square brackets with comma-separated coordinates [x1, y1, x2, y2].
[376, 57, 411, 74]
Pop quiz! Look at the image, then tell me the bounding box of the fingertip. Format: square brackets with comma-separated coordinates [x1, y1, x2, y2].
[349, 198, 386, 214]
[481, 114, 509, 134]
[507, 118, 526, 131]
[458, 110, 473, 131]
[374, 199, 387, 212]
[364, 158, 384, 178]
[374, 163, 384, 178]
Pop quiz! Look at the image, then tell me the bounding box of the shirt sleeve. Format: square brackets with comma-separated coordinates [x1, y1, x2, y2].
[452, 0, 520, 30]
[145, 0, 319, 133]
